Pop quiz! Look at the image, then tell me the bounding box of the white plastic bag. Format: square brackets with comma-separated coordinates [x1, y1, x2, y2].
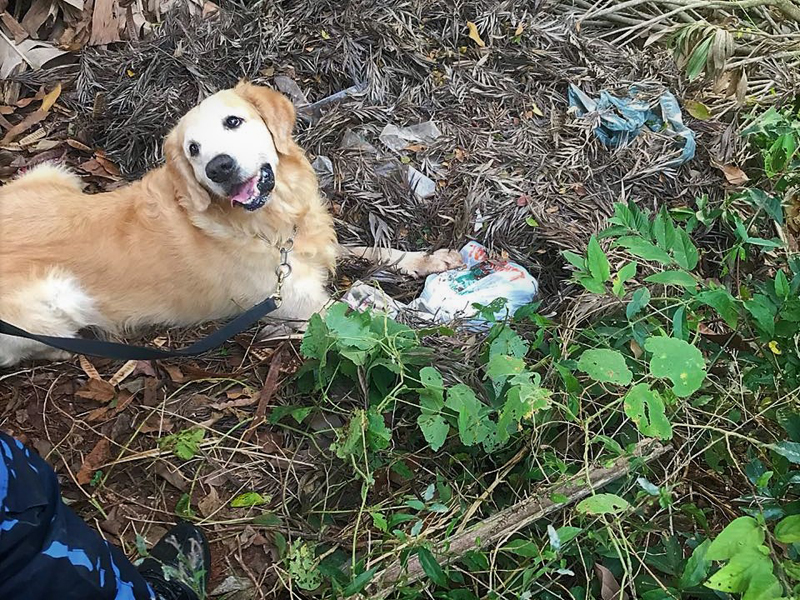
[408, 241, 538, 328]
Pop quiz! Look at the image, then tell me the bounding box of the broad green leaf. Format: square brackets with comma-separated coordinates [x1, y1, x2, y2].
[578, 349, 632, 385]
[326, 302, 379, 351]
[555, 526, 583, 546]
[686, 36, 712, 80]
[486, 354, 526, 381]
[672, 306, 688, 340]
[744, 188, 784, 225]
[563, 250, 587, 270]
[366, 407, 391, 451]
[503, 539, 541, 558]
[587, 235, 611, 283]
[231, 492, 270, 508]
[745, 295, 777, 338]
[775, 515, 800, 543]
[576, 493, 630, 515]
[252, 513, 281, 526]
[645, 336, 706, 397]
[300, 313, 330, 361]
[653, 209, 677, 251]
[617, 262, 637, 283]
[695, 288, 739, 329]
[613, 262, 637, 296]
[614, 236, 672, 265]
[704, 548, 780, 598]
[624, 383, 673, 440]
[706, 517, 764, 561]
[343, 567, 379, 597]
[680, 539, 710, 589]
[775, 270, 790, 300]
[672, 228, 699, 270]
[445, 384, 491, 447]
[644, 270, 697, 289]
[496, 374, 551, 444]
[771, 441, 800, 464]
[489, 327, 529, 360]
[685, 100, 711, 120]
[627, 287, 651, 321]
[417, 547, 447, 586]
[576, 274, 606, 294]
[418, 412, 449, 451]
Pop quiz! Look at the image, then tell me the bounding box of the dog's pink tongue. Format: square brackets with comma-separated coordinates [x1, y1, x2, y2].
[230, 175, 258, 205]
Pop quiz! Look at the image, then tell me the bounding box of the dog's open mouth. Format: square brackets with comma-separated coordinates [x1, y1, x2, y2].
[229, 164, 275, 211]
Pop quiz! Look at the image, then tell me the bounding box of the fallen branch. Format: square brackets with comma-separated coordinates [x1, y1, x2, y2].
[370, 439, 670, 596]
[243, 342, 288, 443]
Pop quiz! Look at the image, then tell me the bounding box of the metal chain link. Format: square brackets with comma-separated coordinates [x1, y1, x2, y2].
[270, 227, 297, 307]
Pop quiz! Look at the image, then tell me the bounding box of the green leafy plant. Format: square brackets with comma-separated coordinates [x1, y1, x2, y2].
[159, 428, 205, 461]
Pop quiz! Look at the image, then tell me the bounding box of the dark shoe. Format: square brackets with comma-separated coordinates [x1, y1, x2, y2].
[137, 522, 210, 600]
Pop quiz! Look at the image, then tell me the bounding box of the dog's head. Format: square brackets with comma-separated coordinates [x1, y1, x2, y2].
[164, 82, 297, 213]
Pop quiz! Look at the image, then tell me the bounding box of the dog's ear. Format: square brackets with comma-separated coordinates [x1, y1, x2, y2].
[235, 81, 296, 155]
[163, 126, 212, 212]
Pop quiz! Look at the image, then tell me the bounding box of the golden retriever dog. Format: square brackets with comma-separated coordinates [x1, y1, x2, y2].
[0, 82, 462, 367]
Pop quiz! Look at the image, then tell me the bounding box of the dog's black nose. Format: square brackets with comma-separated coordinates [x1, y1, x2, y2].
[205, 154, 237, 183]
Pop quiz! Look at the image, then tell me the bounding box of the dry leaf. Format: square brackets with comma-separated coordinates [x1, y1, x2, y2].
[0, 37, 68, 79]
[89, 0, 123, 45]
[467, 21, 485, 47]
[198, 486, 223, 518]
[1, 11, 29, 43]
[0, 109, 47, 144]
[685, 100, 711, 120]
[531, 103, 544, 117]
[66, 138, 92, 152]
[77, 438, 110, 485]
[163, 364, 185, 383]
[21, 0, 55, 38]
[718, 164, 749, 186]
[76, 378, 116, 403]
[109, 360, 137, 387]
[79, 354, 102, 380]
[514, 22, 524, 36]
[594, 564, 628, 600]
[40, 82, 61, 112]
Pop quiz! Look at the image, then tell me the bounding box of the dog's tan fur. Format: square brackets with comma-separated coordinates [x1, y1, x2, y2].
[0, 83, 460, 366]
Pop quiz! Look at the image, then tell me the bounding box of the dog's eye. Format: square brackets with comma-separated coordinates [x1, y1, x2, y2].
[224, 116, 243, 129]
[188, 142, 200, 157]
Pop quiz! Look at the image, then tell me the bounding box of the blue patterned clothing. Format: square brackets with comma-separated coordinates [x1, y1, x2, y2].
[0, 431, 155, 599]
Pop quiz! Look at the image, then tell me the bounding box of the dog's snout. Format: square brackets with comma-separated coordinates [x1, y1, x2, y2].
[205, 154, 237, 183]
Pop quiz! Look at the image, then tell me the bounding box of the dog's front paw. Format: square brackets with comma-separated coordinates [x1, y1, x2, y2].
[400, 249, 464, 278]
[257, 321, 305, 342]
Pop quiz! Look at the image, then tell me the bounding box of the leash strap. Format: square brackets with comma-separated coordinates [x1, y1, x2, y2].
[0, 296, 279, 361]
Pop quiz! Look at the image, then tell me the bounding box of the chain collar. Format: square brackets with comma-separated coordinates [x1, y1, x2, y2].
[257, 226, 297, 308]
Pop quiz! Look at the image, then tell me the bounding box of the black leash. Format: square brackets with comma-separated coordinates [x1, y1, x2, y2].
[0, 296, 280, 361]
[0, 230, 297, 362]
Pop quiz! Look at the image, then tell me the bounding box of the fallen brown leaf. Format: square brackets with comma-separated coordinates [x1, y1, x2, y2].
[1, 11, 28, 43]
[594, 564, 628, 600]
[21, 0, 54, 38]
[79, 354, 102, 380]
[76, 378, 116, 403]
[163, 364, 185, 383]
[40, 82, 61, 112]
[109, 360, 137, 387]
[89, 0, 123, 46]
[718, 164, 749, 186]
[77, 438, 110, 485]
[198, 486, 223, 517]
[467, 21, 485, 47]
[0, 109, 47, 144]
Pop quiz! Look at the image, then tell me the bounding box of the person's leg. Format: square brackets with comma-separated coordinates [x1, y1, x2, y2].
[0, 431, 209, 600]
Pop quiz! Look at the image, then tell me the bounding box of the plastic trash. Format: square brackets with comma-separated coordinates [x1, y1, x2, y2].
[567, 83, 696, 166]
[379, 122, 442, 152]
[341, 242, 539, 330]
[408, 242, 538, 328]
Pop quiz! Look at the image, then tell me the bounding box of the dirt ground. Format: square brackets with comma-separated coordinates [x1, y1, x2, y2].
[1, 0, 796, 596]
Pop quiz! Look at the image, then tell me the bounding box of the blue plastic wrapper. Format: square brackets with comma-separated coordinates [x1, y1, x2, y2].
[567, 83, 696, 167]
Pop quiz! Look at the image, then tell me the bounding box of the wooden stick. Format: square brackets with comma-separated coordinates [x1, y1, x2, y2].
[243, 342, 287, 443]
[371, 439, 670, 596]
